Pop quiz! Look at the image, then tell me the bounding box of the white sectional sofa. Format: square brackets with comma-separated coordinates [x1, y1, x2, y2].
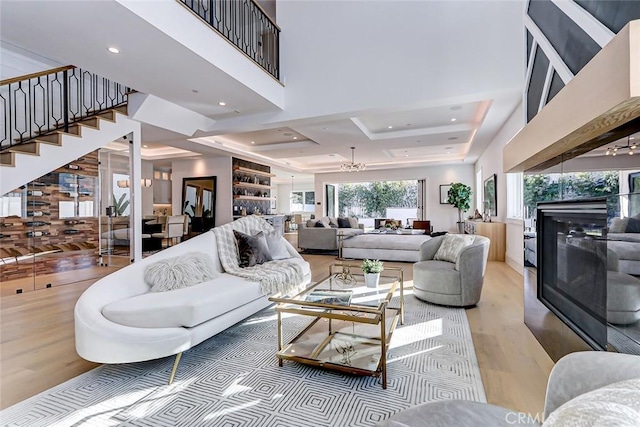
[74, 228, 310, 382]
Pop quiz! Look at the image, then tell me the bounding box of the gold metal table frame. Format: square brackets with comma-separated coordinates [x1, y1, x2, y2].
[269, 263, 404, 389]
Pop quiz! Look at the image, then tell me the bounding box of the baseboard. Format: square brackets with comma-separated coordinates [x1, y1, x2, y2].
[506, 254, 524, 275]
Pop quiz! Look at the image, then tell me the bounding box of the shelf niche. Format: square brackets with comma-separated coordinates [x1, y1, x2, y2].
[232, 158, 273, 216]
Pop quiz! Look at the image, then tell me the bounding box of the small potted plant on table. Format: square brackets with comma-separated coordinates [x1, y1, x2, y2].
[362, 259, 384, 288]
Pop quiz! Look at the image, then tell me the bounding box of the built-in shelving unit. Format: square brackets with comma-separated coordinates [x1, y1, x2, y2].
[232, 158, 274, 216]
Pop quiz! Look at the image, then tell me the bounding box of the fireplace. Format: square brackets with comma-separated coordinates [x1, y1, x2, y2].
[537, 198, 609, 350]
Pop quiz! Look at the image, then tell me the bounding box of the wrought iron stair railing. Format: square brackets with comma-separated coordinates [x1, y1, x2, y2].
[1, 66, 129, 151]
[179, 0, 280, 80]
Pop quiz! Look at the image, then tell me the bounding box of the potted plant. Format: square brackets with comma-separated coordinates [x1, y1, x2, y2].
[362, 259, 384, 288]
[447, 183, 472, 233]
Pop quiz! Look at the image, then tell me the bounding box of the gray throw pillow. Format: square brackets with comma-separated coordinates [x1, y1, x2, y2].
[145, 252, 219, 292]
[264, 231, 291, 260]
[337, 217, 351, 228]
[542, 378, 640, 427]
[234, 230, 273, 267]
[626, 217, 640, 233]
[348, 217, 359, 229]
[433, 234, 475, 263]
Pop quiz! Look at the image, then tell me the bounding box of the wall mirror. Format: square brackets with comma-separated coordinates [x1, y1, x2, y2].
[483, 174, 497, 217]
[182, 176, 216, 232]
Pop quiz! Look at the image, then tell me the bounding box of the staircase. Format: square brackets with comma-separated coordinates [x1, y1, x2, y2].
[1, 66, 139, 195]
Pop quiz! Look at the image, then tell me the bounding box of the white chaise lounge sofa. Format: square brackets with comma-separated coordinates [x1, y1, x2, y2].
[75, 222, 311, 383]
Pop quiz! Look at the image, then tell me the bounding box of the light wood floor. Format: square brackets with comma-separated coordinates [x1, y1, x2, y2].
[0, 240, 554, 415]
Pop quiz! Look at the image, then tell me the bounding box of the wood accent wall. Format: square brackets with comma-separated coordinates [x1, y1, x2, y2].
[1, 151, 100, 293]
[504, 20, 640, 173]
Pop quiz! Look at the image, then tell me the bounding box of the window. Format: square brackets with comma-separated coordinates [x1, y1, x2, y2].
[291, 191, 315, 212]
[476, 169, 483, 212]
[507, 172, 523, 219]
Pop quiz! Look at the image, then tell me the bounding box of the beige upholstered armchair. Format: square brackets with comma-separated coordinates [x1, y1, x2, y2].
[412, 234, 490, 307]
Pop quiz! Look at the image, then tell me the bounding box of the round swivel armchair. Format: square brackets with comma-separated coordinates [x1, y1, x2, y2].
[413, 234, 490, 307]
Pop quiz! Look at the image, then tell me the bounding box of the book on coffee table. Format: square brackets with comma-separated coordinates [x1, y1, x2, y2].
[305, 289, 353, 306]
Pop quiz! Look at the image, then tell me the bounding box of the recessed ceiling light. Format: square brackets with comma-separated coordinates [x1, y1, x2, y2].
[448, 137, 458, 140]
[143, 145, 148, 148]
[218, 101, 226, 106]
[329, 154, 335, 157]
[451, 118, 457, 122]
[192, 89, 199, 93]
[293, 137, 298, 140]
[450, 105, 462, 111]
[250, 141, 255, 144]
[323, 127, 328, 130]
[446, 147, 453, 150]
[387, 126, 393, 129]
[107, 47, 120, 54]
[406, 123, 411, 126]
[447, 151, 451, 154]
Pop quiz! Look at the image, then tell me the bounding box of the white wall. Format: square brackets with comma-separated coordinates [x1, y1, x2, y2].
[274, 182, 315, 214]
[0, 41, 62, 80]
[171, 157, 233, 226]
[314, 164, 475, 233]
[476, 103, 525, 273]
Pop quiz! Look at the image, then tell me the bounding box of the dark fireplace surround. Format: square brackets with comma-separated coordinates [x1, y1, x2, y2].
[536, 199, 609, 351]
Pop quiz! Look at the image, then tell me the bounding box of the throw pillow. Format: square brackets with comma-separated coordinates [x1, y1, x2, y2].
[543, 378, 640, 427]
[609, 218, 630, 233]
[234, 230, 273, 267]
[315, 221, 329, 228]
[348, 217, 359, 229]
[264, 230, 291, 260]
[306, 219, 318, 228]
[145, 252, 219, 292]
[625, 217, 640, 233]
[337, 217, 351, 228]
[433, 234, 475, 263]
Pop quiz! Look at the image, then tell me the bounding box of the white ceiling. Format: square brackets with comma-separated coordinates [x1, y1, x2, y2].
[0, 0, 526, 179]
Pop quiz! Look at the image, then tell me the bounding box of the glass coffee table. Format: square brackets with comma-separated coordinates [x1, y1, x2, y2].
[269, 263, 404, 389]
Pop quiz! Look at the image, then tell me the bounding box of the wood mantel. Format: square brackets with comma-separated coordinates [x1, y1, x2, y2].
[504, 19, 640, 173]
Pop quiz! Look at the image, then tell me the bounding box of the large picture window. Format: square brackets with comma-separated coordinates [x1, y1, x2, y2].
[291, 191, 315, 212]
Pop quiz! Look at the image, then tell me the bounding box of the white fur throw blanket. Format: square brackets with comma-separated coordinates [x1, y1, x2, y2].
[213, 216, 305, 296]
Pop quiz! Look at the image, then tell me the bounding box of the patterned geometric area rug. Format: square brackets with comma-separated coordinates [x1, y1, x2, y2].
[1, 290, 486, 427]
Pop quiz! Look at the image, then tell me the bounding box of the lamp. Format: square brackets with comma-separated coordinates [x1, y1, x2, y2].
[341, 147, 366, 172]
[605, 136, 637, 156]
[117, 179, 153, 188]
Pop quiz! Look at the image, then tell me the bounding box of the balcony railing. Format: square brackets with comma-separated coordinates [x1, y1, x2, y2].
[0, 66, 129, 150]
[179, 0, 280, 80]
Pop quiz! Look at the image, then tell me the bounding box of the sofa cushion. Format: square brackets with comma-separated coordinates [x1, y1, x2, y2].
[234, 230, 272, 267]
[144, 252, 219, 293]
[337, 217, 351, 228]
[434, 234, 475, 263]
[264, 231, 291, 260]
[342, 234, 429, 250]
[102, 273, 265, 328]
[543, 378, 640, 427]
